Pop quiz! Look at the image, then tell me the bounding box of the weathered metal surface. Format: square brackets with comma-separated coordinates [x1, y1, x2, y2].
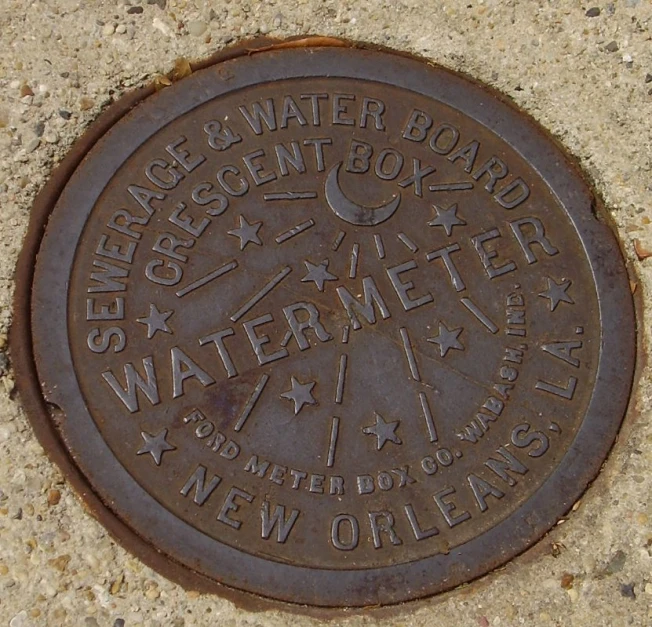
[12, 41, 635, 608]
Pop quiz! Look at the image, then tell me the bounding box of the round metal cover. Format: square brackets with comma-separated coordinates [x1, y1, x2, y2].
[12, 41, 635, 608]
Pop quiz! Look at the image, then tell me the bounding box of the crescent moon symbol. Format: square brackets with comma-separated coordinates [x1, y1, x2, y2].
[324, 163, 401, 226]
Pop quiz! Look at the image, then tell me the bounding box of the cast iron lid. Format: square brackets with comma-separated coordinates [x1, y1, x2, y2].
[12, 39, 635, 608]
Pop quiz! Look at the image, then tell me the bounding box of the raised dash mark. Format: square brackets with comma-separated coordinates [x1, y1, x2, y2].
[400, 327, 421, 381]
[280, 329, 293, 347]
[374, 234, 386, 259]
[233, 374, 269, 432]
[230, 266, 291, 322]
[419, 392, 438, 443]
[332, 230, 346, 251]
[461, 297, 498, 334]
[275, 219, 315, 244]
[349, 243, 360, 279]
[397, 232, 418, 253]
[326, 417, 340, 468]
[335, 354, 348, 404]
[264, 191, 317, 201]
[175, 260, 238, 298]
[429, 182, 474, 192]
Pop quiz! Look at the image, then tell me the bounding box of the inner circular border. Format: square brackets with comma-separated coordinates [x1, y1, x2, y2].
[23, 45, 635, 607]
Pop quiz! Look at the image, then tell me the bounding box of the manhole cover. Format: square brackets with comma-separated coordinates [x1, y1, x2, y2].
[13, 40, 635, 608]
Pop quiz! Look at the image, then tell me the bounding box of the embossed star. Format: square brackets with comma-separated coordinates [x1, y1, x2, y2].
[228, 214, 262, 250]
[539, 277, 574, 311]
[363, 413, 402, 451]
[427, 322, 464, 357]
[280, 376, 317, 415]
[137, 303, 173, 339]
[137, 428, 176, 466]
[427, 203, 466, 236]
[301, 259, 338, 291]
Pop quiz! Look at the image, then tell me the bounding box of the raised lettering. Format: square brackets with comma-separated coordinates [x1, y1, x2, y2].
[331, 514, 359, 550]
[426, 244, 466, 292]
[433, 486, 471, 528]
[282, 302, 333, 349]
[510, 217, 559, 263]
[243, 313, 289, 365]
[180, 465, 221, 506]
[239, 99, 276, 135]
[485, 446, 528, 486]
[170, 347, 215, 398]
[336, 277, 391, 330]
[88, 260, 128, 293]
[102, 356, 159, 413]
[368, 511, 402, 549]
[386, 260, 433, 311]
[261, 501, 300, 542]
[542, 341, 582, 367]
[471, 229, 517, 278]
[198, 328, 238, 378]
[217, 487, 254, 529]
[404, 504, 439, 540]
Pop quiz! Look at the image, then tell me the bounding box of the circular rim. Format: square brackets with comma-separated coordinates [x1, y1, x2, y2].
[12, 41, 636, 608]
